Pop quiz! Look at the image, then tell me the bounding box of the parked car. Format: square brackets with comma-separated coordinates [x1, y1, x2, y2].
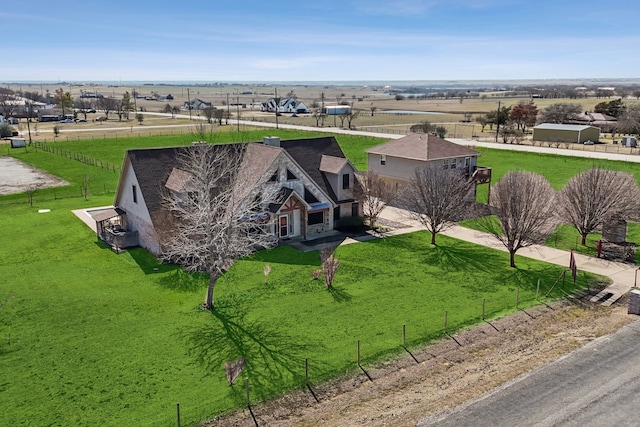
[584, 140, 594, 145]
[75, 119, 87, 123]
[59, 119, 74, 123]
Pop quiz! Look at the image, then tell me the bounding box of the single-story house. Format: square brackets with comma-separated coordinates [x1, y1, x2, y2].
[567, 112, 617, 132]
[184, 98, 213, 110]
[366, 134, 483, 187]
[532, 124, 600, 144]
[101, 136, 360, 254]
[262, 98, 310, 114]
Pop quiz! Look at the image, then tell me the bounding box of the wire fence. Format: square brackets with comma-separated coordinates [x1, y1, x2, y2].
[31, 141, 121, 173]
[181, 283, 593, 427]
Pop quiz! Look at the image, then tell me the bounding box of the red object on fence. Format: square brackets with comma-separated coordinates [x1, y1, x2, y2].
[569, 250, 577, 284]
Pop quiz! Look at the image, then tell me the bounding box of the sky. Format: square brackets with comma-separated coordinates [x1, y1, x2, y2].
[2, 0, 640, 83]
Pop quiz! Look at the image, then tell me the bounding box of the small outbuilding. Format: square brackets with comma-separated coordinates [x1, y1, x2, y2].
[9, 138, 26, 148]
[532, 124, 600, 144]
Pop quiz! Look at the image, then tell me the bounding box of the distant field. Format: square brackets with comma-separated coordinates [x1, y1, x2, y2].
[11, 82, 639, 142]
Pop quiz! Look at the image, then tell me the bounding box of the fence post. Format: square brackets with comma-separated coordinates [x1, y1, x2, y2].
[176, 402, 181, 427]
[402, 324, 406, 347]
[444, 310, 448, 334]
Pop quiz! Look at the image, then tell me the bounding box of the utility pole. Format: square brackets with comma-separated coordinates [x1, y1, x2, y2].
[320, 91, 325, 127]
[495, 100, 501, 143]
[236, 96, 240, 132]
[226, 93, 230, 126]
[274, 88, 279, 129]
[186, 88, 192, 120]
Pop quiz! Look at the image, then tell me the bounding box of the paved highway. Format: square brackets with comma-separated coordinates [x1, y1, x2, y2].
[417, 319, 640, 427]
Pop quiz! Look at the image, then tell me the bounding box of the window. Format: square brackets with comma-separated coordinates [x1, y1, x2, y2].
[342, 173, 350, 190]
[380, 155, 386, 166]
[268, 171, 278, 182]
[451, 158, 457, 169]
[132, 184, 138, 203]
[304, 187, 319, 203]
[286, 169, 297, 180]
[443, 159, 449, 170]
[351, 203, 359, 217]
[334, 206, 341, 221]
[308, 211, 324, 225]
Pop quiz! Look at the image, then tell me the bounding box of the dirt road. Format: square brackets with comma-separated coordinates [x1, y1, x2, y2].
[207, 296, 635, 426]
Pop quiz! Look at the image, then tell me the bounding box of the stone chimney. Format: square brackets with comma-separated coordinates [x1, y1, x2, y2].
[263, 136, 280, 147]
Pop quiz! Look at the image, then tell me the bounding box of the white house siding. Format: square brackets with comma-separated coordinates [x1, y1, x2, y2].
[115, 162, 159, 254]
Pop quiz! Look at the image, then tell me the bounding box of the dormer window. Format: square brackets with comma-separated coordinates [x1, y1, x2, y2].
[342, 173, 350, 190]
[286, 169, 297, 180]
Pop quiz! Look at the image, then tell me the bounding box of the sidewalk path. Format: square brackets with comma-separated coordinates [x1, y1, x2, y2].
[367, 205, 638, 306]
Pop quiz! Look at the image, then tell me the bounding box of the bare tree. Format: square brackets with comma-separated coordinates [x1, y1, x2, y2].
[319, 247, 340, 288]
[557, 168, 640, 245]
[97, 97, 118, 119]
[539, 103, 582, 124]
[202, 106, 216, 124]
[479, 172, 556, 268]
[617, 103, 640, 135]
[354, 171, 396, 229]
[159, 143, 282, 310]
[74, 97, 93, 120]
[323, 255, 340, 288]
[163, 103, 176, 118]
[400, 163, 474, 245]
[410, 121, 436, 134]
[0, 92, 18, 119]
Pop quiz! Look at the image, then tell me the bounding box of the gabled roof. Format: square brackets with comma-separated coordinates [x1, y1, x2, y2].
[319, 155, 348, 174]
[279, 136, 353, 203]
[165, 168, 193, 193]
[366, 134, 480, 162]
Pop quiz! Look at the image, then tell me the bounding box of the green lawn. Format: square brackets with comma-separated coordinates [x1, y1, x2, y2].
[474, 147, 640, 203]
[0, 194, 604, 426]
[0, 132, 621, 426]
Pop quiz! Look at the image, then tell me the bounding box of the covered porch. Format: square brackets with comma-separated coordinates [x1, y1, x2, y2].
[93, 207, 139, 252]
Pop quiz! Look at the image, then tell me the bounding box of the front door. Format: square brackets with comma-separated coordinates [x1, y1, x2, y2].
[279, 215, 289, 238]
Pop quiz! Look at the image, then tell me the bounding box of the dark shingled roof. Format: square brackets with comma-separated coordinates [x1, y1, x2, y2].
[123, 137, 349, 226]
[127, 146, 184, 216]
[366, 134, 480, 161]
[279, 136, 348, 203]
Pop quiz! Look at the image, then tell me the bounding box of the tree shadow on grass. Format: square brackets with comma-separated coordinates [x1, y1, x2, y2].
[327, 285, 352, 303]
[180, 304, 327, 399]
[429, 244, 502, 273]
[156, 269, 207, 293]
[127, 247, 176, 274]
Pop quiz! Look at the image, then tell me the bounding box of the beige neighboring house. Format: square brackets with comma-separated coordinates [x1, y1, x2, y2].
[97, 136, 360, 254]
[366, 134, 483, 187]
